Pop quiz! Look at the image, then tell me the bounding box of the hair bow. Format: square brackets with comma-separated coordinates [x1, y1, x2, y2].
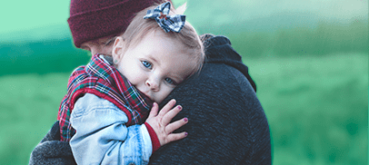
[143, 2, 186, 33]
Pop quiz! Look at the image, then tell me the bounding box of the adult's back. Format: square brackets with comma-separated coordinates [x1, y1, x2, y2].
[150, 34, 271, 164]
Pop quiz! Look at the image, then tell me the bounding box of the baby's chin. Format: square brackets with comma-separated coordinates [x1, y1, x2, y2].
[143, 94, 162, 104]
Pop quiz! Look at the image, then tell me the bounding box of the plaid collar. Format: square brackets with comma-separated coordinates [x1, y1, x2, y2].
[86, 54, 153, 116]
[58, 54, 153, 141]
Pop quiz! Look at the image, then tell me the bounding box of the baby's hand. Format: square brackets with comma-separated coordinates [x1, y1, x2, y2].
[145, 99, 188, 146]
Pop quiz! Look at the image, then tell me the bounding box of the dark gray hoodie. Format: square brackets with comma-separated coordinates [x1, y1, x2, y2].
[150, 34, 270, 164]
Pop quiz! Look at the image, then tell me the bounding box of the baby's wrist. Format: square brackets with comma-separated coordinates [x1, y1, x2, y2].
[144, 122, 161, 153]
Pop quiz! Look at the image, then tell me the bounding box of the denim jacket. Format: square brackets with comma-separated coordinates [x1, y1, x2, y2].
[70, 93, 152, 165]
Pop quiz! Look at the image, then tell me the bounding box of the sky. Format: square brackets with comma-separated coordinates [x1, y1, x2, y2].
[0, 0, 367, 36]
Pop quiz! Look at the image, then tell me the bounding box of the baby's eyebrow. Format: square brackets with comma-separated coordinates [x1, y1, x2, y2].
[148, 56, 159, 65]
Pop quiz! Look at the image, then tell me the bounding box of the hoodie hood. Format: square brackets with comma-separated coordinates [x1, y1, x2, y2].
[201, 34, 257, 92]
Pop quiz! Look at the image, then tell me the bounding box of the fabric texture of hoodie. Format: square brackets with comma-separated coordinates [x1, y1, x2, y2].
[149, 34, 271, 164]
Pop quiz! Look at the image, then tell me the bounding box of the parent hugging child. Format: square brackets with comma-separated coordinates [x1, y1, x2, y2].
[30, 0, 271, 164]
[59, 2, 203, 164]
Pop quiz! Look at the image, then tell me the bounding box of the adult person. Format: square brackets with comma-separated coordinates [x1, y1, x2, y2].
[29, 0, 271, 164]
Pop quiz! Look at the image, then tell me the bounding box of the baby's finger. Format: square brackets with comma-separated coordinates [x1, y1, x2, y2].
[166, 132, 188, 144]
[148, 102, 159, 118]
[165, 117, 188, 134]
[162, 105, 182, 126]
[158, 99, 176, 116]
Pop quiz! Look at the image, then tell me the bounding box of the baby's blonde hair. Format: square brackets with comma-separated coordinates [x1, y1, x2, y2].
[120, 1, 205, 75]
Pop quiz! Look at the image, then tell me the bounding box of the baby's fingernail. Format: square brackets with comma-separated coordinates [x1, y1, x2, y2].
[177, 105, 182, 110]
[185, 132, 188, 136]
[184, 118, 188, 122]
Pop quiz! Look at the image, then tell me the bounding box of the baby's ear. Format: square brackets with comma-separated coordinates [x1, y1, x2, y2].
[112, 37, 125, 64]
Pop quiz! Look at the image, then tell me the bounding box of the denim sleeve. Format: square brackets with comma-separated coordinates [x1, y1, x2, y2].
[70, 93, 152, 165]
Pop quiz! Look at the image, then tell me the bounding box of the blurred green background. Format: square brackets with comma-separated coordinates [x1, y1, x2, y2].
[0, 0, 367, 164]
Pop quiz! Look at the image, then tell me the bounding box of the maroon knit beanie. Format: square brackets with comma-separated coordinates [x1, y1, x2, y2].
[68, 0, 170, 48]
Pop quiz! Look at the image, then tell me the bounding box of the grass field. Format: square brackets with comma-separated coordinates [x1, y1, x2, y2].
[0, 53, 366, 164]
[246, 53, 368, 164]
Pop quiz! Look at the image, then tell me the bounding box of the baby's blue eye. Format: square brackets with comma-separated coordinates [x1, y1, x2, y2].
[165, 78, 175, 85]
[142, 61, 152, 69]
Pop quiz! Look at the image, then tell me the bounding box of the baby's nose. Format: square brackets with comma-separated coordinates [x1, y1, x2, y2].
[146, 80, 159, 91]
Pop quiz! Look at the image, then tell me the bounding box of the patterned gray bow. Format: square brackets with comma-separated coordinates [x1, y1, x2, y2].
[143, 2, 186, 33]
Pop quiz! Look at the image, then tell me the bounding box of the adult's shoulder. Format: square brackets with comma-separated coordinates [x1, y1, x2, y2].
[200, 33, 257, 92]
[149, 48, 271, 164]
[180, 62, 257, 108]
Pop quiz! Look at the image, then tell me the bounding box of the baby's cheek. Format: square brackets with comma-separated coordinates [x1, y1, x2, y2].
[156, 88, 171, 103]
[164, 87, 175, 97]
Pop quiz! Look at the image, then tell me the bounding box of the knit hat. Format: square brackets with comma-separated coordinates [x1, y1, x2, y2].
[68, 0, 169, 48]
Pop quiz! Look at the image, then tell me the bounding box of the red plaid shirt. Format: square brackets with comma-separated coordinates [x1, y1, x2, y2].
[58, 54, 153, 142]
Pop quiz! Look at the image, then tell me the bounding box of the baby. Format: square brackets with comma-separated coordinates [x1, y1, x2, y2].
[57, 2, 204, 164]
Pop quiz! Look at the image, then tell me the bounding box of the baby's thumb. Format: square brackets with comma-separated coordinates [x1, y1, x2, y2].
[148, 102, 159, 118]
